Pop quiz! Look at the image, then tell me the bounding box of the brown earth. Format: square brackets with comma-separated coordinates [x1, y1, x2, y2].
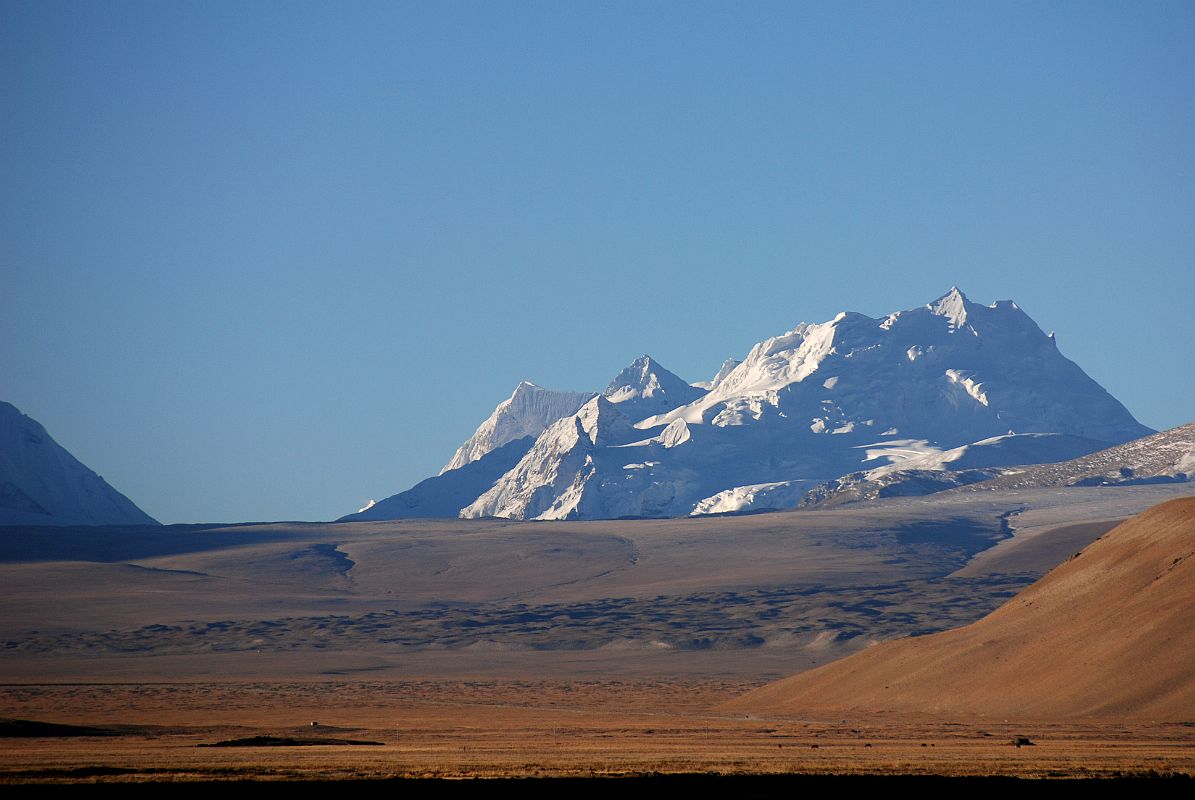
[4, 489, 1195, 781]
[2, 681, 1194, 782]
[726, 498, 1195, 719]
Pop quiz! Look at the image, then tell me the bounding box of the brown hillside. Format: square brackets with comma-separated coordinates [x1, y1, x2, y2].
[725, 497, 1195, 719]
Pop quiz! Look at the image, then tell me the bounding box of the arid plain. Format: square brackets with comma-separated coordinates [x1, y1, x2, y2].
[3, 483, 1194, 782]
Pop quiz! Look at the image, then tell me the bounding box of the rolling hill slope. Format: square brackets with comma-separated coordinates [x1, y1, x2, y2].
[725, 497, 1195, 718]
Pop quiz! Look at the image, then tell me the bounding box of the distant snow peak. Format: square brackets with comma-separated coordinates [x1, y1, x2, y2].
[928, 286, 971, 329]
[440, 382, 595, 473]
[602, 355, 705, 423]
[606, 355, 659, 390]
[459, 398, 619, 521]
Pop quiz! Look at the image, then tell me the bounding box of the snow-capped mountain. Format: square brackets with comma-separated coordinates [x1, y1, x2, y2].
[351, 289, 1155, 521]
[345, 380, 609, 522]
[0, 401, 159, 526]
[461, 395, 641, 520]
[641, 288, 1149, 444]
[602, 355, 707, 422]
[440, 382, 595, 473]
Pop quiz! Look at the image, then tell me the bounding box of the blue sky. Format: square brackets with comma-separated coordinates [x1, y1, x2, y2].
[3, 1, 1193, 523]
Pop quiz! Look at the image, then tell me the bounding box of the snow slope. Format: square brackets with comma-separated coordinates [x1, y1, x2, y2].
[461, 395, 642, 520]
[954, 422, 1195, 492]
[0, 401, 159, 526]
[689, 480, 814, 516]
[440, 382, 595, 473]
[800, 424, 1195, 509]
[793, 432, 1114, 509]
[862, 432, 1112, 476]
[340, 436, 537, 521]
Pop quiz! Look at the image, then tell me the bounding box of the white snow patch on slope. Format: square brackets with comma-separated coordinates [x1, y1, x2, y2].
[945, 369, 989, 407]
[690, 480, 812, 516]
[862, 433, 1111, 478]
[857, 439, 944, 465]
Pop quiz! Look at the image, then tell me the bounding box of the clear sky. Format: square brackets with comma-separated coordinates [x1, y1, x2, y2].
[2, 1, 1193, 523]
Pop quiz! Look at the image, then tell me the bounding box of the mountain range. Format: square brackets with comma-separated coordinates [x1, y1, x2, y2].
[346, 288, 1159, 521]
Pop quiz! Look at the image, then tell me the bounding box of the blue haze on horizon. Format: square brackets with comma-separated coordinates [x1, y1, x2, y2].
[2, 1, 1193, 523]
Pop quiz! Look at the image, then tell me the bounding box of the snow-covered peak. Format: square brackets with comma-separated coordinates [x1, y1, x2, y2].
[602, 355, 706, 423]
[647, 288, 1150, 445]
[927, 286, 972, 329]
[604, 355, 662, 395]
[460, 395, 635, 520]
[440, 382, 596, 473]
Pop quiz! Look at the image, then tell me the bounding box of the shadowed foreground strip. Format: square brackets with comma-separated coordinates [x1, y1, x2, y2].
[725, 498, 1195, 718]
[199, 736, 385, 747]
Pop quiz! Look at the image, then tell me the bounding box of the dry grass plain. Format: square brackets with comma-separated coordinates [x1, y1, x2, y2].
[3, 484, 1194, 783]
[4, 680, 1195, 782]
[730, 498, 1195, 719]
